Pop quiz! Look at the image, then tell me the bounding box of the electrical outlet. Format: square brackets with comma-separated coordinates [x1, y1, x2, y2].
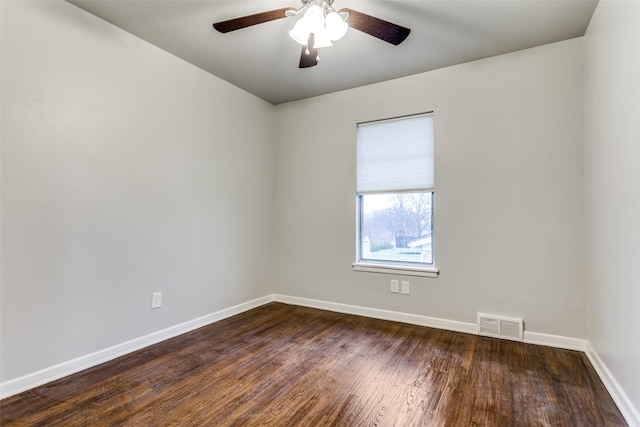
[390, 279, 399, 293]
[152, 292, 162, 309]
[401, 280, 410, 295]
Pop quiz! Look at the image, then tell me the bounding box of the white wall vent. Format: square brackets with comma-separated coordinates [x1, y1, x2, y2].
[477, 313, 523, 341]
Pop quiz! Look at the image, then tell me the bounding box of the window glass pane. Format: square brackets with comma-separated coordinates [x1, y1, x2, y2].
[360, 192, 433, 265]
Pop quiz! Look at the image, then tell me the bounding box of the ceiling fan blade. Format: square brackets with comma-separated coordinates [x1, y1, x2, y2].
[213, 8, 295, 33]
[339, 8, 410, 45]
[299, 34, 318, 68]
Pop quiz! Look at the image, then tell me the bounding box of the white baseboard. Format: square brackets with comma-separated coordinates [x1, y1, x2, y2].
[585, 343, 640, 427]
[0, 295, 274, 400]
[524, 331, 588, 351]
[275, 294, 479, 334]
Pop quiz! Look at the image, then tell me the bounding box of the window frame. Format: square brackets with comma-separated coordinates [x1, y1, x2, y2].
[352, 113, 439, 278]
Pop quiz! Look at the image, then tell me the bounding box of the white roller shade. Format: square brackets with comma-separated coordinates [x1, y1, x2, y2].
[357, 113, 434, 193]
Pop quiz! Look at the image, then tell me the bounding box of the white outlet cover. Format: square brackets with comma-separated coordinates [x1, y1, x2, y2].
[152, 292, 162, 309]
[401, 281, 410, 295]
[390, 280, 399, 293]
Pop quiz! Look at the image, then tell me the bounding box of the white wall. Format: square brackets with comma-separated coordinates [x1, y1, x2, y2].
[0, 1, 275, 382]
[584, 0, 640, 421]
[274, 39, 585, 338]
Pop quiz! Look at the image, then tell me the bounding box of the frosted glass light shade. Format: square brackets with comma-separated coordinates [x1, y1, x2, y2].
[313, 28, 333, 48]
[304, 5, 324, 33]
[289, 18, 310, 45]
[325, 11, 348, 41]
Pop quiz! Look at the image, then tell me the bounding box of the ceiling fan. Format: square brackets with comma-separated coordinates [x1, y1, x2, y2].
[212, 0, 411, 69]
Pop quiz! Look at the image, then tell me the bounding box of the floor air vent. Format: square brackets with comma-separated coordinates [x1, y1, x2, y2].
[477, 313, 523, 341]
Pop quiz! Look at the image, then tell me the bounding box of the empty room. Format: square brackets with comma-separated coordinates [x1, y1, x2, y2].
[1, 0, 638, 425]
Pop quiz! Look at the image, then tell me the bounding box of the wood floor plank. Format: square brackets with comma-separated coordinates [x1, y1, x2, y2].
[0, 303, 627, 426]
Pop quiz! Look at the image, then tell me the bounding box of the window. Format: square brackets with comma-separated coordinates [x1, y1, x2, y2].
[354, 113, 437, 277]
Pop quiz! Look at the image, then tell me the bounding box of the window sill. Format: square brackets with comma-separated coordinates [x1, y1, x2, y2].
[352, 262, 439, 278]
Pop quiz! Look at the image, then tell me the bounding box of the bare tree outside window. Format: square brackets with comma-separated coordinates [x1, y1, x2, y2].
[360, 192, 433, 264]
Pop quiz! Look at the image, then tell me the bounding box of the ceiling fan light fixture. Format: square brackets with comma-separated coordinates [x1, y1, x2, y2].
[325, 11, 348, 41]
[213, 2, 411, 69]
[289, 18, 311, 45]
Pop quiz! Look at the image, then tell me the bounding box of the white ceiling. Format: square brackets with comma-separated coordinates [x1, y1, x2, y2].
[67, 0, 597, 105]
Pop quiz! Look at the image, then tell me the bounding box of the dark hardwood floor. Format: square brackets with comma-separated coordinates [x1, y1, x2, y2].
[0, 303, 626, 426]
